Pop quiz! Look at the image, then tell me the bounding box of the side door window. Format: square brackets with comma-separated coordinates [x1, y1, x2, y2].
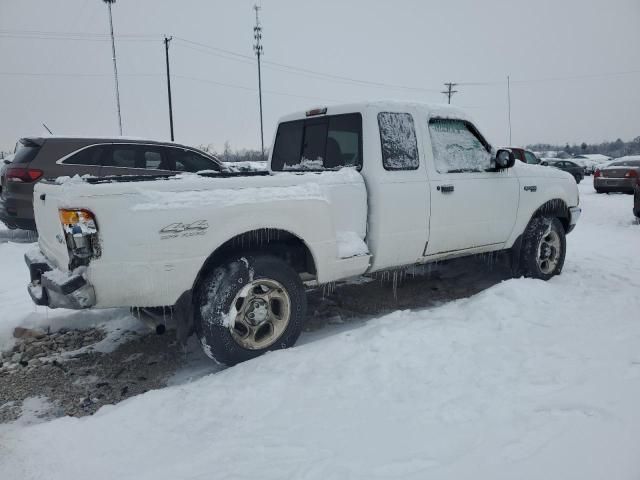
[271, 113, 362, 171]
[428, 118, 491, 173]
[378, 112, 419, 170]
[105, 146, 137, 169]
[103, 145, 170, 173]
[524, 151, 539, 164]
[169, 148, 220, 172]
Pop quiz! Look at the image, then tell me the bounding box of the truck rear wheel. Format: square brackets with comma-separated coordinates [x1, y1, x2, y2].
[520, 216, 566, 280]
[194, 254, 307, 366]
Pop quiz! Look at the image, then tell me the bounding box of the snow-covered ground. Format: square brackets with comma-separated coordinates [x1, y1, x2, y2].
[1, 183, 639, 479]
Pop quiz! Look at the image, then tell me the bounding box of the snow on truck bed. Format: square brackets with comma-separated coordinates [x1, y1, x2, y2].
[1, 184, 640, 479]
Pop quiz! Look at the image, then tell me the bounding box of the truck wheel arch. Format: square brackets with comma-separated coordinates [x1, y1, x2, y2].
[532, 198, 570, 232]
[510, 198, 570, 275]
[192, 228, 318, 295]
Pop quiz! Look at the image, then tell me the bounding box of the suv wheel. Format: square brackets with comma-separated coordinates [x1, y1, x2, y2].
[194, 254, 307, 366]
[520, 216, 566, 280]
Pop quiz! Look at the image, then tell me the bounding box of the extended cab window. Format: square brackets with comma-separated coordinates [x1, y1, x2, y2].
[378, 112, 419, 171]
[271, 113, 362, 171]
[429, 118, 491, 173]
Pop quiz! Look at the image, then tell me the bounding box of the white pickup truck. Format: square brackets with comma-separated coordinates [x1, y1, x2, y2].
[26, 101, 581, 365]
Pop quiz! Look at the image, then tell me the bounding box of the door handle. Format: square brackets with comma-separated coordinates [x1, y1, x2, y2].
[437, 184, 454, 193]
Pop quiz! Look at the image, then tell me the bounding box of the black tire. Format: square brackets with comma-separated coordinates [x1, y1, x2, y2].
[520, 216, 566, 280]
[595, 189, 604, 194]
[194, 254, 307, 366]
[574, 174, 581, 184]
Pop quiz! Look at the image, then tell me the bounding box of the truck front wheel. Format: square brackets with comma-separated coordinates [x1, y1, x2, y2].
[520, 216, 566, 280]
[194, 254, 307, 366]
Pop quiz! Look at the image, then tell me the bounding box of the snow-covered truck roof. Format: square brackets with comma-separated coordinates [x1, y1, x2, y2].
[276, 101, 474, 124]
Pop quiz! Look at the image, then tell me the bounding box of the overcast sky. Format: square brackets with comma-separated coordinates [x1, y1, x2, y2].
[1, 0, 639, 153]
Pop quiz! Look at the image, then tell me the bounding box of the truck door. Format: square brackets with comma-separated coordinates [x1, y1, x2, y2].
[423, 118, 519, 256]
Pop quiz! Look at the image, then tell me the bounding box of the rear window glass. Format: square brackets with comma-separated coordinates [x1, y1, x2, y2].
[610, 160, 640, 167]
[378, 112, 419, 171]
[13, 140, 41, 164]
[271, 113, 362, 171]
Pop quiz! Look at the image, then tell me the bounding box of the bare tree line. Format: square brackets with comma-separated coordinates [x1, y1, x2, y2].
[528, 136, 640, 159]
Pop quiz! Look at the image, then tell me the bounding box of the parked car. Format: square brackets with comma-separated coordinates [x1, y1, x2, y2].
[0, 153, 15, 195]
[505, 147, 540, 165]
[540, 159, 584, 183]
[0, 137, 223, 230]
[593, 156, 640, 194]
[25, 101, 581, 366]
[573, 154, 610, 175]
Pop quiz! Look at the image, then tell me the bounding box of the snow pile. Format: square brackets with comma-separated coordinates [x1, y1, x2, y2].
[131, 182, 327, 211]
[54, 174, 94, 185]
[336, 231, 369, 258]
[222, 161, 268, 173]
[1, 185, 640, 479]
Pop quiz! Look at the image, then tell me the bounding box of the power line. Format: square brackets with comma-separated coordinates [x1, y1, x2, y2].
[0, 71, 344, 103]
[173, 37, 442, 93]
[3, 29, 640, 90]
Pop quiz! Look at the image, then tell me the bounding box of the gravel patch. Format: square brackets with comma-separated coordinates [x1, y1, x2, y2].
[0, 327, 188, 422]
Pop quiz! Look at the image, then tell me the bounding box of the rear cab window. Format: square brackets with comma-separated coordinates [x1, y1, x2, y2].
[271, 113, 362, 172]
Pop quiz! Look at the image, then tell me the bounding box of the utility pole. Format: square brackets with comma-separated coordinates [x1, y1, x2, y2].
[441, 82, 458, 104]
[103, 0, 123, 135]
[164, 36, 175, 141]
[253, 4, 265, 161]
[507, 75, 512, 145]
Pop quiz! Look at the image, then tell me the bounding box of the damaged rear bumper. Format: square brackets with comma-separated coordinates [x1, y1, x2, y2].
[25, 248, 96, 309]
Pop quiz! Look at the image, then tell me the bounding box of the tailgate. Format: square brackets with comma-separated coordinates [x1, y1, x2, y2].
[33, 182, 70, 271]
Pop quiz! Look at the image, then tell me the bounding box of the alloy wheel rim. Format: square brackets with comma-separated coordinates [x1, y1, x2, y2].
[229, 279, 291, 350]
[536, 226, 561, 274]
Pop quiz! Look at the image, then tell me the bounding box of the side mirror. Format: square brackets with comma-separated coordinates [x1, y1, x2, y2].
[495, 149, 515, 169]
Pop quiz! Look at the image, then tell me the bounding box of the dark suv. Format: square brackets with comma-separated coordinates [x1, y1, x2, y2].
[0, 137, 222, 230]
[540, 159, 584, 183]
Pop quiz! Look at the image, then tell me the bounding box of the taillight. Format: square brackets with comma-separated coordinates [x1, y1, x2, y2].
[59, 208, 100, 267]
[624, 170, 638, 178]
[593, 169, 601, 178]
[6, 167, 43, 183]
